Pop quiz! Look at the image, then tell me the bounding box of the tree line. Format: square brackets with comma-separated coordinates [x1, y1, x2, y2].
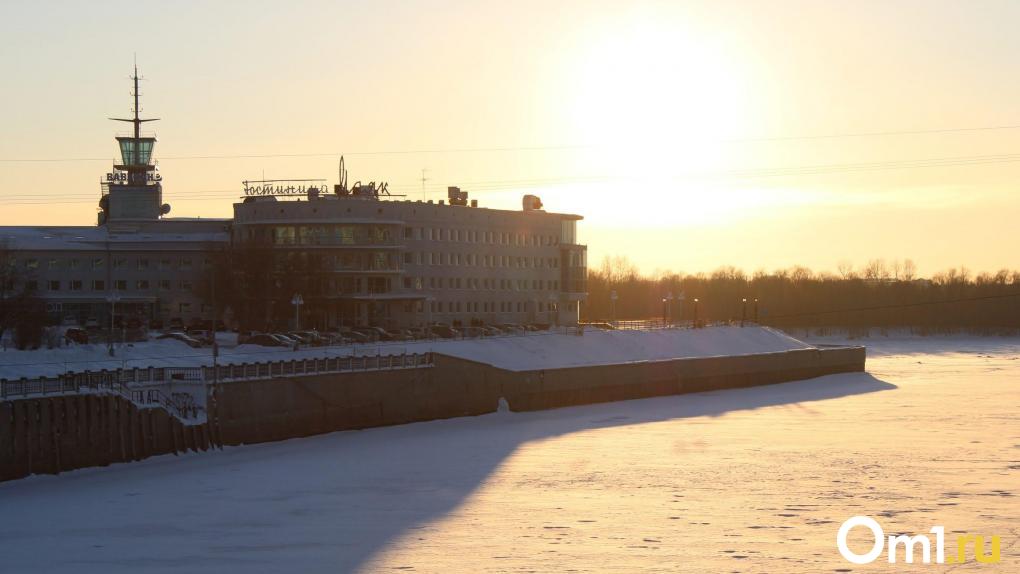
[584, 256, 1020, 334]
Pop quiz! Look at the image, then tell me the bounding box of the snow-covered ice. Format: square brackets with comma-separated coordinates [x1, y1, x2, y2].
[0, 336, 1016, 573]
[0, 326, 812, 378]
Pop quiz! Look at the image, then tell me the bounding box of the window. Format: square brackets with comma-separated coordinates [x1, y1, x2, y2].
[25, 259, 38, 270]
[113, 258, 128, 269]
[69, 280, 83, 291]
[137, 258, 149, 270]
[92, 279, 105, 291]
[48, 280, 60, 291]
[92, 258, 104, 270]
[24, 280, 38, 291]
[159, 279, 171, 290]
[136, 280, 150, 290]
[115, 280, 127, 291]
[68, 259, 80, 270]
[179, 258, 193, 270]
[179, 302, 191, 314]
[160, 258, 172, 270]
[47, 259, 59, 270]
[179, 280, 192, 291]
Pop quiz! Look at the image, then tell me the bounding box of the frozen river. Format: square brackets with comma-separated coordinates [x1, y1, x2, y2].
[1, 336, 1017, 572]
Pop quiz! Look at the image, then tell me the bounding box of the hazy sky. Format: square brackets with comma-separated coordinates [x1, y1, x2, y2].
[2, 0, 1019, 276]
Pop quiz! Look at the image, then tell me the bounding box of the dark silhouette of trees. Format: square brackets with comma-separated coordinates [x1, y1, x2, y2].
[583, 256, 1020, 334]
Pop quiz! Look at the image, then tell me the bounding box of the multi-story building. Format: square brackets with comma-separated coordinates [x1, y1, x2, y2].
[0, 70, 586, 333]
[232, 188, 586, 329]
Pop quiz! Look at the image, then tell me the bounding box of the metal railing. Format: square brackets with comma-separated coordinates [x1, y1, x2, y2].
[0, 352, 434, 404]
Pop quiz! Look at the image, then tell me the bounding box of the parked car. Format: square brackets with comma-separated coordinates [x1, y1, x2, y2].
[337, 327, 371, 343]
[350, 326, 385, 342]
[244, 334, 287, 347]
[64, 327, 89, 344]
[293, 331, 327, 345]
[481, 326, 503, 337]
[459, 326, 486, 338]
[155, 332, 204, 348]
[428, 324, 460, 339]
[408, 327, 429, 340]
[497, 323, 524, 334]
[384, 329, 413, 341]
[84, 317, 100, 329]
[272, 333, 299, 346]
[188, 329, 215, 345]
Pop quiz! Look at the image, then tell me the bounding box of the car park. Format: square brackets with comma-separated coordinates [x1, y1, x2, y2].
[155, 332, 205, 348]
[63, 327, 89, 344]
[428, 324, 460, 339]
[244, 334, 287, 347]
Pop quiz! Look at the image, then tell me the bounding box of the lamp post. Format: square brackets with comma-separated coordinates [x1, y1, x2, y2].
[291, 293, 304, 331]
[610, 290, 618, 325]
[754, 298, 759, 324]
[693, 298, 699, 328]
[675, 291, 685, 326]
[106, 292, 121, 356]
[663, 291, 674, 326]
[741, 298, 747, 327]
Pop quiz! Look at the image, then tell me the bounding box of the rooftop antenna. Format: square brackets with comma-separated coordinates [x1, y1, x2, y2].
[420, 168, 429, 201]
[108, 59, 159, 166]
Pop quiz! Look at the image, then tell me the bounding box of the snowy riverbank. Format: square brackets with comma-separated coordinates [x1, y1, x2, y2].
[0, 336, 1015, 572]
[0, 325, 814, 379]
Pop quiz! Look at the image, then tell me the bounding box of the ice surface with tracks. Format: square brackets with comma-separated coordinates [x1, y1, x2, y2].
[0, 335, 1017, 573]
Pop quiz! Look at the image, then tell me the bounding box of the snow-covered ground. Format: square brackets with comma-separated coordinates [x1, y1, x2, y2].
[0, 326, 812, 379]
[1, 336, 1017, 573]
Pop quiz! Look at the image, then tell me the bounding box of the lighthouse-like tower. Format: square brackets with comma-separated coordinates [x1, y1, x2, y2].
[98, 66, 167, 225]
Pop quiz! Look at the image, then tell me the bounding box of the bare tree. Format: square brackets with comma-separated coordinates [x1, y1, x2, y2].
[902, 259, 917, 281]
[0, 239, 21, 344]
[837, 260, 856, 280]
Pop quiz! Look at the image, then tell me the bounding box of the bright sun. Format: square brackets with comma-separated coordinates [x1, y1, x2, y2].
[560, 14, 756, 227]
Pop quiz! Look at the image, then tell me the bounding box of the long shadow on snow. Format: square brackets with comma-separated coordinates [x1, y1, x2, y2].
[0, 371, 895, 574]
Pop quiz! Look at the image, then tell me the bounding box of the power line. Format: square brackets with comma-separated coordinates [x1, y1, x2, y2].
[5, 150, 1020, 205]
[4, 122, 1020, 163]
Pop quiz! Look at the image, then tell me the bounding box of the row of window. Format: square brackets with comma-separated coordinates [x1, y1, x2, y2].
[18, 256, 209, 271]
[427, 301, 559, 314]
[401, 276, 561, 291]
[31, 279, 194, 292]
[404, 226, 562, 248]
[43, 301, 211, 315]
[406, 251, 561, 269]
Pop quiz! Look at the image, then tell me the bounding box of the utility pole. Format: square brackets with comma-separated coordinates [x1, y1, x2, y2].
[211, 251, 219, 385]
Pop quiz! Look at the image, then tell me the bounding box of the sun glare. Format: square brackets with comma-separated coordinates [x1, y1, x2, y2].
[563, 15, 754, 227]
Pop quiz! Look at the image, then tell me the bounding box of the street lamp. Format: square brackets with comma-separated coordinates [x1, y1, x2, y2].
[693, 298, 699, 328]
[663, 291, 674, 326]
[610, 290, 618, 325]
[754, 298, 759, 324]
[106, 292, 121, 356]
[741, 298, 747, 327]
[291, 293, 304, 331]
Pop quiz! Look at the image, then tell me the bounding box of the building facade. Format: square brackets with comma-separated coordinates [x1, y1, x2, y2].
[232, 191, 586, 330]
[0, 71, 587, 332]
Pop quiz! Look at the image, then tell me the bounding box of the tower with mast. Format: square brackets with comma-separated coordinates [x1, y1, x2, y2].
[99, 65, 167, 225]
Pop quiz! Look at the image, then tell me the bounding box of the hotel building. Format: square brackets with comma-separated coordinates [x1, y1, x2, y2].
[0, 71, 587, 331]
